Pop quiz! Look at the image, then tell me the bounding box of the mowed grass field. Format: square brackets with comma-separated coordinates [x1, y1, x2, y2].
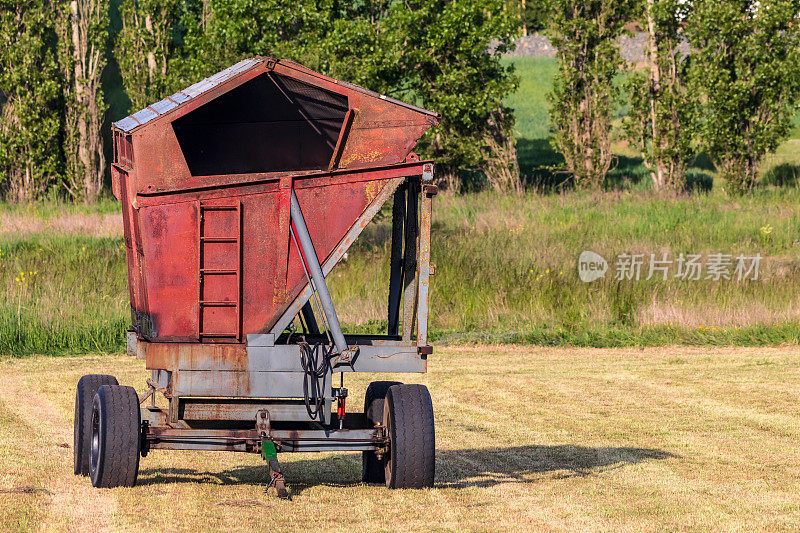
[1, 345, 799, 531]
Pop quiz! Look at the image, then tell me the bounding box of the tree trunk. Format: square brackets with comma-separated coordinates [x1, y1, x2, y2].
[145, 14, 157, 83]
[69, 0, 106, 202]
[645, 0, 666, 190]
[71, 1, 90, 199]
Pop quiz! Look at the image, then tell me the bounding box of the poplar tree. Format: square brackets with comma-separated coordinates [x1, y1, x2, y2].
[0, 1, 63, 201]
[623, 0, 692, 192]
[547, 0, 636, 190]
[686, 0, 800, 193]
[115, 0, 182, 108]
[59, 0, 110, 201]
[325, 0, 521, 192]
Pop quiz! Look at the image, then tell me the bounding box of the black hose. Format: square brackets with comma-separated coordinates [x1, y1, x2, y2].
[299, 341, 332, 420]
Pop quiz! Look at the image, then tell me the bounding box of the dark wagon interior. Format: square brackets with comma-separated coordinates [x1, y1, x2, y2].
[172, 73, 349, 176]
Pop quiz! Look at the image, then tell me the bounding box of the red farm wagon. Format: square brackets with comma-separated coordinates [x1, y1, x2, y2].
[72, 58, 439, 496]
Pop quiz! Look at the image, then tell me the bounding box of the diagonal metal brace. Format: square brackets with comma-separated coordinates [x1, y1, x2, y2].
[289, 189, 350, 355]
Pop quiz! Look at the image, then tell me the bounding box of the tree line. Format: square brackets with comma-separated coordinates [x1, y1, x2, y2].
[0, 0, 799, 202]
[550, 0, 800, 194]
[0, 0, 519, 202]
[0, 0, 108, 202]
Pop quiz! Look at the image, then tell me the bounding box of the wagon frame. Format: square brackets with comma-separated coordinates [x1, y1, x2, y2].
[73, 58, 439, 495]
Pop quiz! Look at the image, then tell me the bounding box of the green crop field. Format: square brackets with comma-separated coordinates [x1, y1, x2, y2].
[506, 57, 800, 190]
[1, 58, 800, 355]
[2, 346, 799, 531]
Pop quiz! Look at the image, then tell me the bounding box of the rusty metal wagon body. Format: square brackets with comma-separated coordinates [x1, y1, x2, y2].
[73, 58, 439, 493]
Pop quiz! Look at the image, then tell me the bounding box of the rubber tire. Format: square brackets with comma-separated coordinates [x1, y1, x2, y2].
[89, 385, 141, 488]
[74, 374, 118, 475]
[383, 384, 435, 489]
[361, 381, 402, 483]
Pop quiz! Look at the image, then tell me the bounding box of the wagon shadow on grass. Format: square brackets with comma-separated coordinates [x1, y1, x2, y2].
[136, 444, 676, 493]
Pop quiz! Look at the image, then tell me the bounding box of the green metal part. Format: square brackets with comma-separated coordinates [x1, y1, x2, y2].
[262, 439, 278, 460]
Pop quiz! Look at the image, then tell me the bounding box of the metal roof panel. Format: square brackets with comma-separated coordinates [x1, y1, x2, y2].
[112, 58, 266, 132]
[150, 97, 178, 114]
[114, 116, 139, 132]
[130, 107, 158, 126]
[170, 92, 191, 104]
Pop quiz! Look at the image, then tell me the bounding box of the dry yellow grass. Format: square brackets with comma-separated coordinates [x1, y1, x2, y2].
[0, 212, 122, 239]
[0, 346, 799, 532]
[637, 298, 800, 327]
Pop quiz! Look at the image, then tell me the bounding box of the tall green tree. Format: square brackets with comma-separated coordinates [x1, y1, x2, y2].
[115, 0, 182, 108]
[0, 1, 63, 201]
[623, 0, 692, 192]
[170, 0, 330, 85]
[59, 0, 110, 201]
[686, 0, 800, 194]
[547, 0, 636, 190]
[169, 0, 521, 193]
[325, 0, 522, 192]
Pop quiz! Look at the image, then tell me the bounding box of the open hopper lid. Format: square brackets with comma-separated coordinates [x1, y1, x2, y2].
[112, 58, 439, 134]
[112, 58, 439, 187]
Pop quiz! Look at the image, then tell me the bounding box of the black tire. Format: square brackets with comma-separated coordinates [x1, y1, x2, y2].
[361, 381, 402, 484]
[74, 374, 118, 475]
[89, 385, 141, 488]
[383, 384, 435, 489]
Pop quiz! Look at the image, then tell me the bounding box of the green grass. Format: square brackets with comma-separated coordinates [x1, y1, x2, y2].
[791, 110, 800, 138]
[0, 235, 128, 355]
[506, 57, 557, 141]
[4, 187, 800, 355]
[1, 59, 800, 355]
[504, 58, 566, 188]
[332, 187, 800, 346]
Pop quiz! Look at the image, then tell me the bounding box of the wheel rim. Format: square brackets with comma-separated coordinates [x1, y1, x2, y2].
[383, 398, 392, 483]
[73, 392, 80, 453]
[90, 405, 100, 473]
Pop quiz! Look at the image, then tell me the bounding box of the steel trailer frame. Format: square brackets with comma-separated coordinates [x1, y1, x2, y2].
[76, 59, 440, 494]
[129, 163, 436, 458]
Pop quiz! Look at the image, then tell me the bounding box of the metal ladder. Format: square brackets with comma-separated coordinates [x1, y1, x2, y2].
[198, 202, 241, 340]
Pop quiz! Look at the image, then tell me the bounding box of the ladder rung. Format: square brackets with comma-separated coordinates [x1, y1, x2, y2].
[200, 269, 237, 274]
[200, 237, 238, 243]
[199, 332, 238, 337]
[199, 301, 237, 307]
[200, 205, 238, 211]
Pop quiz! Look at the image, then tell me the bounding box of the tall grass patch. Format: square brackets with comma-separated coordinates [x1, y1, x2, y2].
[0, 235, 128, 354]
[3, 189, 800, 354]
[331, 188, 800, 345]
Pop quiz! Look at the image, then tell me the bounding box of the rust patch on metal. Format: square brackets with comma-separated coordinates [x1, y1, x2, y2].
[144, 341, 248, 371]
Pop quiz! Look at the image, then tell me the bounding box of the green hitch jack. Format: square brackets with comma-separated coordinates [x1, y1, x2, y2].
[262, 439, 290, 500]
